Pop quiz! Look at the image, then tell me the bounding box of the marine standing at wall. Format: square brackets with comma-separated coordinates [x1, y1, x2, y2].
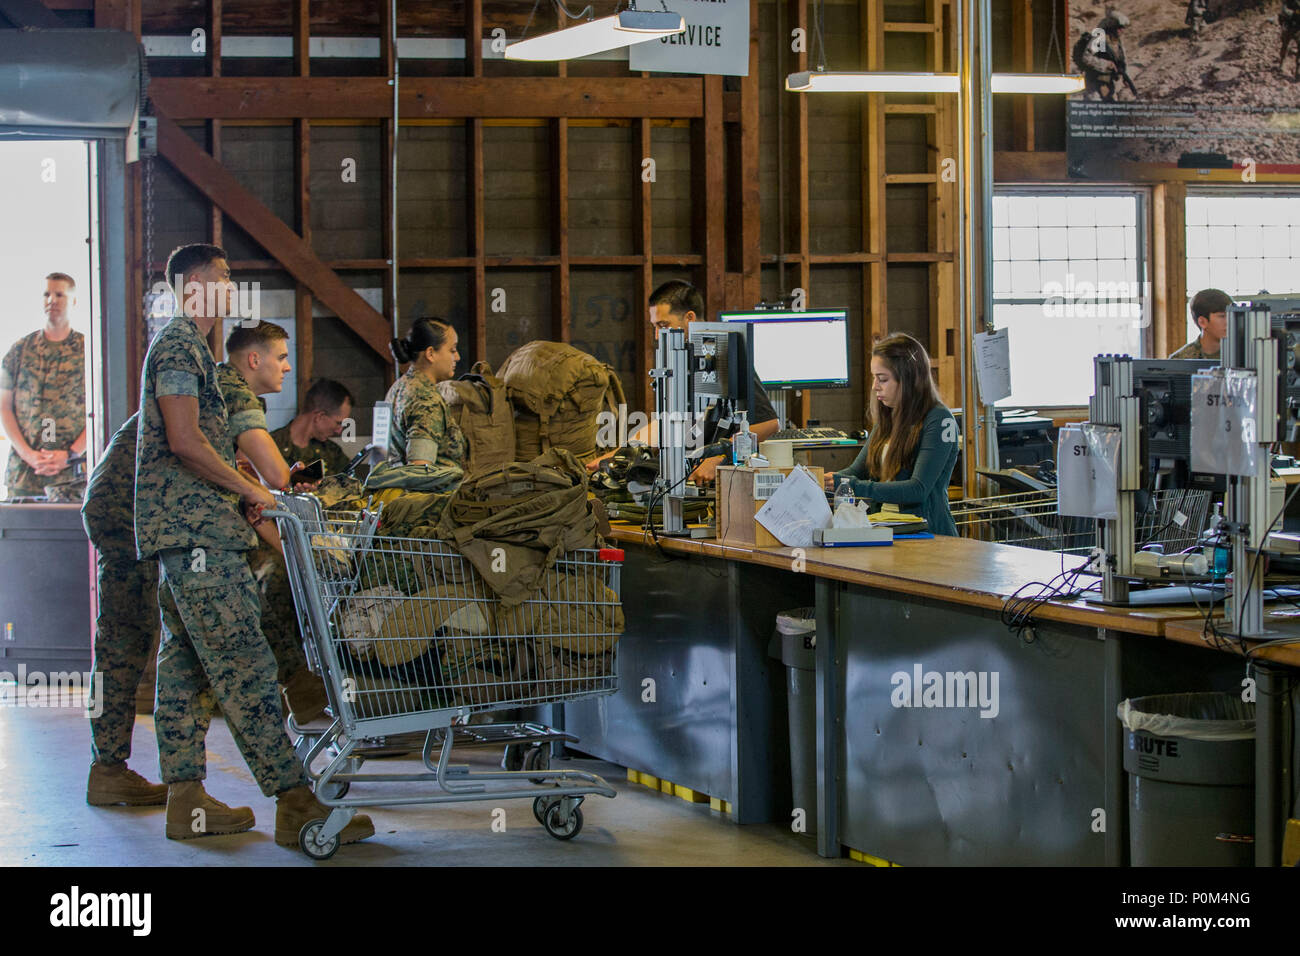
[0, 272, 86, 497]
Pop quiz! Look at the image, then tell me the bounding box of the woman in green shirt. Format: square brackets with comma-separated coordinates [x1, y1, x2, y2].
[826, 332, 960, 536]
[385, 317, 468, 469]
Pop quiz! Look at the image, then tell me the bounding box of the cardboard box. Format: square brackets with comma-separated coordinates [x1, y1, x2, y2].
[716, 465, 824, 548]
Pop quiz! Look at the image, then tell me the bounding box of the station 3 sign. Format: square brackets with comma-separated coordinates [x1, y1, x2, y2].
[629, 0, 750, 77]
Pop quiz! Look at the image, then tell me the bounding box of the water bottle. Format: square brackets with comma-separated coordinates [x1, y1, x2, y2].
[834, 477, 856, 509]
[1202, 502, 1229, 579]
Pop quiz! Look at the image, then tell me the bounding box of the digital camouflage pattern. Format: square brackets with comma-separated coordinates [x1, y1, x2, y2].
[155, 547, 304, 794]
[216, 362, 268, 439]
[1170, 334, 1219, 361]
[270, 423, 350, 477]
[83, 410, 160, 765]
[385, 368, 468, 471]
[0, 329, 86, 496]
[133, 316, 255, 558]
[247, 538, 307, 685]
[82, 412, 141, 560]
[88, 554, 159, 765]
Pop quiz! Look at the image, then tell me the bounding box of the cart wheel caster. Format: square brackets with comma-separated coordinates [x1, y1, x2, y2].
[316, 779, 350, 800]
[300, 819, 339, 860]
[532, 794, 560, 825]
[544, 804, 584, 841]
[502, 744, 526, 772]
[523, 745, 550, 783]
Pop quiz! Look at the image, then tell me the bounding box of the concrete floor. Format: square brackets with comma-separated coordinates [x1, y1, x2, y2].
[0, 702, 847, 866]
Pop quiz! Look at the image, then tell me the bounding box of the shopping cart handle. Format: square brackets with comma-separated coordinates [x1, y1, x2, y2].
[598, 548, 625, 562]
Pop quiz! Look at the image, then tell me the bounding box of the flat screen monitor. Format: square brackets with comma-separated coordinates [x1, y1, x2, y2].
[718, 308, 850, 390]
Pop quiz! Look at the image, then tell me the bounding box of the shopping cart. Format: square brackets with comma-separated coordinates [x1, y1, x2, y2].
[952, 488, 1210, 555]
[268, 493, 622, 858]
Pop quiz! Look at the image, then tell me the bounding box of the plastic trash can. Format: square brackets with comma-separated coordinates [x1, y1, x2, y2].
[1118, 692, 1255, 866]
[774, 608, 818, 835]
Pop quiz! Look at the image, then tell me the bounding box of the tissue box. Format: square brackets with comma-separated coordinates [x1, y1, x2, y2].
[716, 465, 824, 547]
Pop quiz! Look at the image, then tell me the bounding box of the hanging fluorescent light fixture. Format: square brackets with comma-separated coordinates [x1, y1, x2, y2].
[991, 73, 1084, 94]
[504, 5, 685, 62]
[785, 71, 961, 93]
[785, 70, 1083, 94]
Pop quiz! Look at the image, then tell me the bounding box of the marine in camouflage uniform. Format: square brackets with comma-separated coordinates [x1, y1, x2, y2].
[215, 362, 311, 691]
[385, 367, 469, 469]
[1170, 334, 1219, 361]
[270, 421, 351, 477]
[135, 314, 305, 797]
[80, 411, 168, 805]
[1, 327, 85, 496]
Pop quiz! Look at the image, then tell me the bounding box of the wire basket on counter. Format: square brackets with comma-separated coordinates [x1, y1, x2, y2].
[951, 488, 1212, 556]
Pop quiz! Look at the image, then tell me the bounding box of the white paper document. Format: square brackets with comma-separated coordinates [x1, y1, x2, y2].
[755, 465, 833, 548]
[973, 328, 1012, 404]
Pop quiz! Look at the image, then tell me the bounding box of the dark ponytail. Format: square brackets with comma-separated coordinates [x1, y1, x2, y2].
[390, 316, 452, 365]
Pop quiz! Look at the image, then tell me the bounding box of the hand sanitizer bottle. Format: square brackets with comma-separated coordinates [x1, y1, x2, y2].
[732, 411, 753, 466]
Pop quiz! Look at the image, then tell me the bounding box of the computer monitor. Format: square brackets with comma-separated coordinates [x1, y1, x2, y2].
[718, 308, 850, 390]
[686, 321, 754, 417]
[1130, 359, 1218, 492]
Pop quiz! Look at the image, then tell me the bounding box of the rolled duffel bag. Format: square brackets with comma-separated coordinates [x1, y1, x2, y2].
[498, 340, 627, 464]
[436, 361, 516, 475]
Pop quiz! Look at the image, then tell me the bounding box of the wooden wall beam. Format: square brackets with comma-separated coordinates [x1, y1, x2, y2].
[147, 77, 706, 120]
[551, 116, 571, 343]
[1156, 181, 1188, 358]
[697, 75, 726, 321]
[155, 112, 392, 359]
[465, 1, 486, 366]
[738, 0, 761, 310]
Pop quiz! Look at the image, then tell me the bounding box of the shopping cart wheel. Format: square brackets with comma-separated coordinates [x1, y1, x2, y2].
[532, 794, 557, 825]
[299, 819, 339, 861]
[315, 779, 350, 800]
[502, 744, 526, 772]
[523, 745, 550, 784]
[543, 803, 584, 841]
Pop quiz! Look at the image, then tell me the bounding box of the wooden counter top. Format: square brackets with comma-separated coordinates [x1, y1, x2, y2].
[607, 524, 1205, 637]
[1163, 611, 1300, 668]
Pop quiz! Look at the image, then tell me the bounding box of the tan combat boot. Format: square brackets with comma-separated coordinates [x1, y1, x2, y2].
[275, 785, 374, 848]
[282, 669, 329, 724]
[86, 762, 168, 807]
[164, 780, 255, 840]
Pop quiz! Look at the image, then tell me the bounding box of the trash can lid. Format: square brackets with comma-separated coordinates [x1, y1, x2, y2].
[1117, 692, 1255, 741]
[776, 607, 816, 636]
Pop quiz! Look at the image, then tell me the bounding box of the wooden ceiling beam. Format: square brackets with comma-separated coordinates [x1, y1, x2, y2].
[147, 77, 705, 120]
[155, 111, 393, 360]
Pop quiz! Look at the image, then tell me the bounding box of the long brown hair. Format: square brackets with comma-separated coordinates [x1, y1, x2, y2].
[866, 332, 941, 481]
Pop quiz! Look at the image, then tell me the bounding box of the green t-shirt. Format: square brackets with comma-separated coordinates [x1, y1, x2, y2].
[133, 316, 255, 559]
[0, 328, 86, 496]
[384, 368, 468, 470]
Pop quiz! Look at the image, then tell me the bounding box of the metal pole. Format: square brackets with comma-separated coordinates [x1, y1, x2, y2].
[390, 0, 400, 376]
[955, 0, 970, 492]
[977, 0, 999, 478]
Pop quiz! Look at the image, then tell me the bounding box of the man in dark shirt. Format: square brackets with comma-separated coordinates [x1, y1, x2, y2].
[587, 280, 779, 481]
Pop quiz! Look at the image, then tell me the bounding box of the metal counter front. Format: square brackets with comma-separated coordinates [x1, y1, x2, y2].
[563, 540, 812, 823]
[578, 530, 1286, 865]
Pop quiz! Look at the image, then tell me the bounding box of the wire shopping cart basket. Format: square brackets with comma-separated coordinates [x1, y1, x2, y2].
[952, 488, 1211, 555]
[269, 493, 623, 858]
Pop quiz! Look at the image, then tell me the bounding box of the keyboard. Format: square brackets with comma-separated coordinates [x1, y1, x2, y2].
[771, 426, 853, 442]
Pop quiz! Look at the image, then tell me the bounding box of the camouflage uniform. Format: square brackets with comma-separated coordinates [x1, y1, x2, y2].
[270, 422, 351, 477]
[81, 412, 158, 766]
[385, 368, 468, 470]
[1170, 334, 1219, 361]
[215, 362, 308, 687]
[1, 329, 85, 496]
[135, 315, 304, 795]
